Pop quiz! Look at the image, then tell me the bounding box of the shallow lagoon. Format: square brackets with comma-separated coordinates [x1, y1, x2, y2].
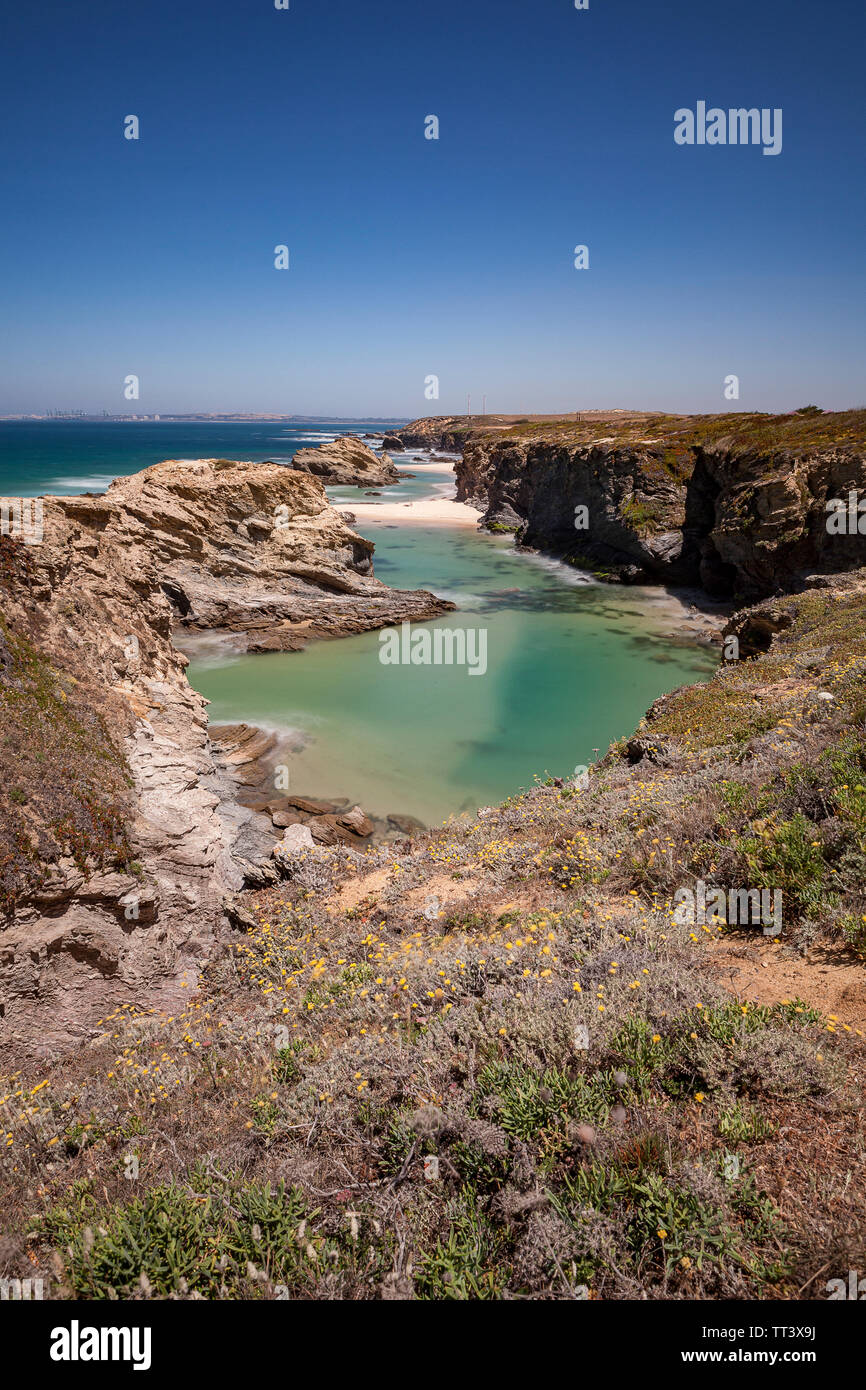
[187, 462, 716, 826]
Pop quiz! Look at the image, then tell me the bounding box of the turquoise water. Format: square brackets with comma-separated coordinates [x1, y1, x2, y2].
[188, 467, 715, 824]
[0, 422, 716, 828]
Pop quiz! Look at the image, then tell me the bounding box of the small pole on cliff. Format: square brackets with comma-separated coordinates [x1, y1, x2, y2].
[467, 393, 471, 425]
[482, 394, 486, 418]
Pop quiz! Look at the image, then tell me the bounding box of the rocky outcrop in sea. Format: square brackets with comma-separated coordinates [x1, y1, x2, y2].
[288, 433, 400, 486]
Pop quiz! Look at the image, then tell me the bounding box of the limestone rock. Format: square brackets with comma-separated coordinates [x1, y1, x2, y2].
[276, 823, 316, 852]
[337, 805, 375, 837]
[289, 435, 400, 486]
[0, 456, 454, 1056]
[386, 813, 427, 835]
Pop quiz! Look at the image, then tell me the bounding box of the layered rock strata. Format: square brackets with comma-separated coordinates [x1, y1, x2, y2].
[288, 434, 399, 486]
[0, 457, 451, 1054]
[445, 412, 866, 598]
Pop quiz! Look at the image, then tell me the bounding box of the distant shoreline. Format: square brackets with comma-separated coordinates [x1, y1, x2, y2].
[0, 415, 409, 424]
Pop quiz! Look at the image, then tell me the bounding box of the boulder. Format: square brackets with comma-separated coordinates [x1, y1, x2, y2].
[337, 805, 375, 837]
[386, 813, 427, 835]
[290, 435, 400, 486]
[307, 816, 349, 846]
[271, 810, 308, 828]
[275, 823, 315, 852]
[307, 809, 374, 845]
[285, 795, 343, 815]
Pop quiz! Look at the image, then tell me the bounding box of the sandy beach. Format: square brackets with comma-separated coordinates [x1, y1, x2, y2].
[347, 495, 482, 526]
[393, 457, 462, 472]
[342, 454, 482, 526]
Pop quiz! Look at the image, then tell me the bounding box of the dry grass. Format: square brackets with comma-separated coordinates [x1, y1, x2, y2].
[2, 582, 865, 1300]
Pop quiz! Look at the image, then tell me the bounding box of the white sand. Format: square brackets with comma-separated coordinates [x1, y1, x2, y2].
[347, 496, 482, 527]
[345, 455, 481, 526]
[393, 459, 461, 473]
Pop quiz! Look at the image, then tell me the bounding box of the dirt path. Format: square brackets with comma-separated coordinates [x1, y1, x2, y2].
[707, 936, 866, 1032]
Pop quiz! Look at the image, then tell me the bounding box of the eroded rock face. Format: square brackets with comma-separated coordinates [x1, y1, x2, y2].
[458, 436, 688, 583]
[387, 417, 469, 452]
[687, 447, 866, 597]
[86, 457, 450, 648]
[453, 427, 866, 598]
[289, 434, 400, 486]
[0, 458, 453, 1055]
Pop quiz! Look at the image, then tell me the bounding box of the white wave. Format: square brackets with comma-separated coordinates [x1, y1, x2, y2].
[241, 717, 314, 742]
[424, 588, 487, 609]
[175, 632, 248, 668]
[516, 549, 596, 587]
[285, 433, 342, 443]
[49, 475, 115, 491]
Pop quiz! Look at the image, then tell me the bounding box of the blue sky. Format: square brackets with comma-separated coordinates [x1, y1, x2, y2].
[1, 0, 864, 416]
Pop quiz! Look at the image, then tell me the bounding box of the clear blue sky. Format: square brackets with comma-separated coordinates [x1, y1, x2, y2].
[1, 0, 864, 416]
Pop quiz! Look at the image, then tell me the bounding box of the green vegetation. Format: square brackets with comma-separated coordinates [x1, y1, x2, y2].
[0, 586, 132, 913]
[32, 1168, 331, 1299]
[2, 527, 865, 1304]
[621, 498, 663, 535]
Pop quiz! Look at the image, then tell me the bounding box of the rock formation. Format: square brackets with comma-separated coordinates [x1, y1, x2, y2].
[446, 411, 866, 598]
[0, 457, 452, 1055]
[386, 417, 472, 451]
[288, 434, 400, 486]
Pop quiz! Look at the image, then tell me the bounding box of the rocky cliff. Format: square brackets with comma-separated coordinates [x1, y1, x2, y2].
[387, 416, 473, 451]
[445, 411, 866, 599]
[0, 457, 452, 1055]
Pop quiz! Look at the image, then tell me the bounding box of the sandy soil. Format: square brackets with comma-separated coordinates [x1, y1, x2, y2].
[707, 936, 866, 1031]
